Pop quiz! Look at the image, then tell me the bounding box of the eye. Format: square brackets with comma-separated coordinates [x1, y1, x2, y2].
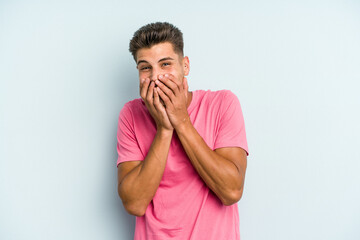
[140, 66, 151, 71]
[162, 62, 171, 67]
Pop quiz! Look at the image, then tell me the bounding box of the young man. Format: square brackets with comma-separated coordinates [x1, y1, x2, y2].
[116, 22, 249, 239]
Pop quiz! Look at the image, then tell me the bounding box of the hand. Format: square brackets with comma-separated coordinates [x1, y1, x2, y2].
[140, 78, 173, 132]
[154, 74, 190, 130]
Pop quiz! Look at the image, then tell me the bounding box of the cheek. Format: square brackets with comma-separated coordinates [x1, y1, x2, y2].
[139, 71, 149, 79]
[168, 67, 180, 78]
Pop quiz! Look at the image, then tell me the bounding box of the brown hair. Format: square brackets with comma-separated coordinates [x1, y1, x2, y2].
[129, 22, 184, 61]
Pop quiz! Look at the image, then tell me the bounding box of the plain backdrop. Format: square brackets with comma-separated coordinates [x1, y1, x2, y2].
[1, 0, 359, 239]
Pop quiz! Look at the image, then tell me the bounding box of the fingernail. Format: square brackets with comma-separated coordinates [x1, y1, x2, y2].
[140, 79, 145, 83]
[158, 75, 163, 79]
[155, 80, 159, 84]
[165, 74, 169, 77]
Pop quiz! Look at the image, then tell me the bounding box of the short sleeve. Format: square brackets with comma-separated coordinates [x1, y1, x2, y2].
[116, 104, 144, 167]
[214, 90, 249, 155]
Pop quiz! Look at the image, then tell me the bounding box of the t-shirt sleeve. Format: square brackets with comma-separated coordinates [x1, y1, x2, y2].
[214, 90, 249, 155]
[116, 104, 144, 167]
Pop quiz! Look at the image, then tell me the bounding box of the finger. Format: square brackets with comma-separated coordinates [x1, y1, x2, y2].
[156, 87, 172, 108]
[145, 81, 159, 115]
[158, 74, 180, 95]
[139, 78, 146, 93]
[140, 78, 150, 100]
[146, 81, 155, 104]
[161, 73, 176, 83]
[153, 86, 164, 110]
[139, 78, 145, 88]
[155, 79, 176, 101]
[160, 74, 180, 89]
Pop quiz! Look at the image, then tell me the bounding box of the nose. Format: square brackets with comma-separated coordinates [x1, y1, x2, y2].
[150, 66, 164, 82]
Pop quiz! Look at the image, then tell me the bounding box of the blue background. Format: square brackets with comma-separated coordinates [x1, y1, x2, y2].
[1, 0, 359, 239]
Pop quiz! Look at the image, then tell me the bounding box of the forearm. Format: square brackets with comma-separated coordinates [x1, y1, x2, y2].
[118, 129, 172, 215]
[154, 75, 245, 204]
[175, 121, 244, 205]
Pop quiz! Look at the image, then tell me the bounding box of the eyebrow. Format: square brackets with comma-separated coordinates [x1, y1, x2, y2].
[137, 57, 175, 66]
[158, 57, 174, 62]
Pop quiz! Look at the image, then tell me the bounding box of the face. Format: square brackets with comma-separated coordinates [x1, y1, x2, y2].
[136, 42, 189, 85]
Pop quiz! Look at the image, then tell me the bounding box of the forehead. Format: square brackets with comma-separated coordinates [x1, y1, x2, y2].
[136, 42, 180, 63]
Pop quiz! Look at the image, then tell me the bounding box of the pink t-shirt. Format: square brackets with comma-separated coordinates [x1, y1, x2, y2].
[117, 90, 249, 240]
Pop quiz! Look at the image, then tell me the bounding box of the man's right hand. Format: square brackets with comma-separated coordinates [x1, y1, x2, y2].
[119, 77, 174, 216]
[140, 78, 173, 131]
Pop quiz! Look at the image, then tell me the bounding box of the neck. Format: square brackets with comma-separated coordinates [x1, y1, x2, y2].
[186, 91, 193, 108]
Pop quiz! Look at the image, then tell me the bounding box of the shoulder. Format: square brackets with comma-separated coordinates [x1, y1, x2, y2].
[217, 89, 238, 100]
[196, 89, 237, 99]
[120, 98, 146, 115]
[195, 89, 239, 106]
[118, 98, 148, 122]
[122, 98, 144, 110]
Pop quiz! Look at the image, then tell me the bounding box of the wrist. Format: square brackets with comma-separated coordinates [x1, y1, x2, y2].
[174, 116, 192, 133]
[157, 127, 174, 138]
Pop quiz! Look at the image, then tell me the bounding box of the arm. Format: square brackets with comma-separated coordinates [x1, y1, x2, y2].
[155, 75, 247, 205]
[118, 129, 172, 216]
[117, 78, 173, 216]
[175, 123, 247, 205]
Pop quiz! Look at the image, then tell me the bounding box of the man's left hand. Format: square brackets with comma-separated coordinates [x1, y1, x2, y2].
[155, 74, 190, 130]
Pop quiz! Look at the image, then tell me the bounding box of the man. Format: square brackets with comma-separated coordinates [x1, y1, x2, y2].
[116, 22, 248, 239]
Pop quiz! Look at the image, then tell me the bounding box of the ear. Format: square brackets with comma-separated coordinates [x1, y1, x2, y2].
[183, 56, 190, 76]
